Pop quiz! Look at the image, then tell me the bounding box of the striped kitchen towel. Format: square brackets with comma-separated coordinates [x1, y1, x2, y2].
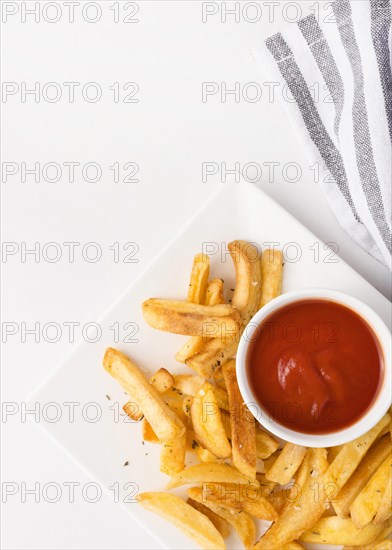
[254, 0, 391, 268]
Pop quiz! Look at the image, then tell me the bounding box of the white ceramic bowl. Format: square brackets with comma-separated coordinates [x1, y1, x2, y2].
[236, 288, 391, 447]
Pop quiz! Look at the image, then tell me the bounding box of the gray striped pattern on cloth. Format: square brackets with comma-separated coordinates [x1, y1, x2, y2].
[255, 0, 392, 267]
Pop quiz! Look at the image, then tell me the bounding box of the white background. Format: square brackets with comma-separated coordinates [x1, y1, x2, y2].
[2, 1, 391, 549]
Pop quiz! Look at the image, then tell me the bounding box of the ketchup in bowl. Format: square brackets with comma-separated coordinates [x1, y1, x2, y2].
[247, 299, 383, 435]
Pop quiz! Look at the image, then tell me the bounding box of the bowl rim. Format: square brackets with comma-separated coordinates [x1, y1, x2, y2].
[236, 288, 392, 447]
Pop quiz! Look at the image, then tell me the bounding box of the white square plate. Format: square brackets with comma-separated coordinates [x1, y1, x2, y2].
[31, 181, 391, 550]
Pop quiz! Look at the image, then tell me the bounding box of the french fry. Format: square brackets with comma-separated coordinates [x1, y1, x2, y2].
[222, 359, 256, 479]
[260, 249, 283, 307]
[211, 386, 230, 410]
[334, 433, 392, 517]
[229, 240, 262, 326]
[202, 481, 278, 521]
[177, 279, 225, 363]
[187, 498, 231, 539]
[265, 443, 307, 485]
[142, 418, 160, 443]
[256, 473, 278, 495]
[160, 433, 187, 476]
[186, 336, 239, 378]
[350, 453, 392, 527]
[344, 539, 392, 550]
[324, 414, 391, 490]
[282, 543, 305, 550]
[103, 348, 185, 442]
[374, 468, 392, 524]
[196, 447, 223, 464]
[123, 401, 143, 422]
[137, 492, 225, 550]
[294, 448, 329, 489]
[269, 448, 329, 515]
[182, 396, 192, 417]
[254, 446, 329, 549]
[166, 463, 257, 489]
[175, 337, 205, 363]
[188, 486, 256, 550]
[205, 278, 225, 305]
[149, 367, 174, 393]
[123, 367, 174, 421]
[256, 429, 280, 459]
[191, 382, 231, 458]
[221, 410, 232, 440]
[328, 444, 343, 463]
[254, 416, 390, 549]
[300, 516, 391, 546]
[213, 371, 226, 390]
[187, 240, 262, 376]
[172, 374, 205, 395]
[142, 299, 241, 338]
[262, 450, 281, 472]
[187, 253, 210, 304]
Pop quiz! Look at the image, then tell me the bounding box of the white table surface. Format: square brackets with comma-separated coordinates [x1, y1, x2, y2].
[2, 2, 390, 549]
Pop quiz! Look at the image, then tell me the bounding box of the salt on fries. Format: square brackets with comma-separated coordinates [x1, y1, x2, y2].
[103, 241, 392, 550]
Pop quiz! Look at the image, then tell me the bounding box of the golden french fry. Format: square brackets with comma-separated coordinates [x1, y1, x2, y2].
[282, 543, 305, 550]
[344, 538, 392, 550]
[166, 463, 257, 489]
[142, 418, 159, 443]
[186, 240, 261, 376]
[221, 410, 232, 440]
[300, 516, 391, 546]
[213, 371, 226, 390]
[142, 299, 241, 338]
[103, 348, 185, 442]
[187, 253, 210, 304]
[350, 453, 392, 528]
[177, 279, 225, 363]
[374, 468, 392, 524]
[137, 492, 225, 550]
[256, 473, 278, 495]
[182, 396, 192, 417]
[334, 433, 392, 517]
[188, 486, 256, 550]
[254, 446, 329, 549]
[149, 367, 174, 393]
[260, 249, 283, 307]
[187, 498, 231, 539]
[191, 382, 231, 458]
[265, 443, 307, 485]
[222, 359, 256, 479]
[229, 240, 262, 326]
[202, 481, 278, 521]
[175, 337, 205, 363]
[273, 448, 329, 515]
[186, 336, 239, 378]
[254, 416, 390, 549]
[196, 447, 223, 464]
[123, 367, 174, 420]
[211, 386, 230, 410]
[262, 450, 281, 472]
[255, 429, 280, 459]
[325, 414, 391, 490]
[172, 374, 205, 395]
[205, 278, 225, 305]
[160, 433, 187, 476]
[328, 444, 343, 463]
[123, 401, 143, 422]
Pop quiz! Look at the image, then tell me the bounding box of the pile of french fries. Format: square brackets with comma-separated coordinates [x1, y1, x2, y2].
[103, 240, 392, 550]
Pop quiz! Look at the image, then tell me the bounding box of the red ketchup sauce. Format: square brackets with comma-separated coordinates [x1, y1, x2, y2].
[247, 299, 383, 434]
